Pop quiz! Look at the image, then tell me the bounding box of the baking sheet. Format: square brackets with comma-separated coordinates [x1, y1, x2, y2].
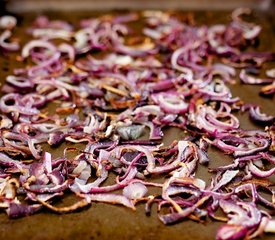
[5, 0, 273, 12]
[0, 10, 274, 240]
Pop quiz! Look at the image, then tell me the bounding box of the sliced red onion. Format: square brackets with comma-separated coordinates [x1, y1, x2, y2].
[29, 163, 49, 185]
[220, 200, 256, 228]
[6, 75, 34, 90]
[233, 138, 270, 157]
[117, 125, 145, 140]
[159, 196, 209, 224]
[32, 123, 63, 133]
[0, 115, 13, 129]
[32, 16, 73, 31]
[123, 182, 148, 200]
[147, 79, 175, 92]
[265, 220, 275, 233]
[243, 25, 261, 40]
[248, 162, 275, 178]
[171, 43, 197, 78]
[212, 170, 239, 191]
[22, 40, 56, 59]
[151, 92, 188, 114]
[266, 68, 275, 78]
[143, 121, 163, 140]
[58, 43, 75, 62]
[27, 52, 61, 77]
[133, 105, 161, 117]
[43, 152, 52, 173]
[192, 105, 239, 135]
[149, 141, 194, 174]
[0, 93, 39, 115]
[21, 93, 46, 108]
[208, 24, 239, 55]
[27, 138, 41, 159]
[31, 28, 73, 40]
[240, 70, 274, 85]
[216, 224, 247, 240]
[260, 82, 275, 96]
[36, 198, 89, 214]
[84, 193, 135, 210]
[211, 129, 269, 153]
[47, 131, 65, 146]
[198, 79, 232, 100]
[0, 30, 20, 51]
[0, 16, 17, 29]
[0, 10, 274, 240]
[48, 170, 65, 186]
[24, 180, 68, 194]
[232, 8, 262, 40]
[115, 41, 157, 57]
[249, 106, 274, 125]
[7, 203, 42, 219]
[0, 153, 25, 171]
[83, 114, 102, 134]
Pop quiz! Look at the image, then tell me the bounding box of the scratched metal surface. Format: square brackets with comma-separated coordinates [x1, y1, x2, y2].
[0, 10, 274, 240]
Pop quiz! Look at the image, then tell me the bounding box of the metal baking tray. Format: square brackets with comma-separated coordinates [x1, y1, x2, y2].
[0, 1, 274, 239]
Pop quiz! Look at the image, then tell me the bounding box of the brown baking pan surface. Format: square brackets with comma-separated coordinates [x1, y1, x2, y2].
[0, 5, 274, 240]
